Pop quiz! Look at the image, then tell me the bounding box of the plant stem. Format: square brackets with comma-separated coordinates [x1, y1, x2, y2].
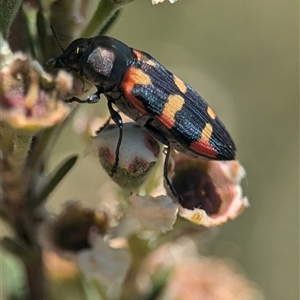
[82, 0, 135, 37]
[24, 250, 47, 300]
[82, 0, 117, 37]
[12, 209, 48, 300]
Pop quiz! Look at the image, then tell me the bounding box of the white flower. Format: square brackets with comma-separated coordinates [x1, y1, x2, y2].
[152, 0, 179, 4]
[112, 194, 178, 237]
[167, 152, 249, 227]
[77, 237, 131, 286]
[39, 202, 131, 288]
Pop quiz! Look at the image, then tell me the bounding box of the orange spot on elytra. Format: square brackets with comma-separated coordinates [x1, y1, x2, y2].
[159, 94, 185, 129]
[207, 106, 216, 119]
[190, 124, 217, 158]
[122, 67, 152, 114]
[133, 50, 157, 67]
[173, 76, 187, 94]
[133, 50, 143, 60]
[201, 123, 213, 141]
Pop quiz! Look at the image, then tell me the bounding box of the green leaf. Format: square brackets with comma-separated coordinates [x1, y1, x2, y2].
[37, 9, 49, 62]
[0, 208, 10, 224]
[99, 9, 122, 35]
[25, 126, 58, 172]
[25, 106, 78, 173]
[0, 237, 32, 260]
[21, 4, 38, 59]
[0, 0, 22, 38]
[30, 155, 78, 207]
[144, 269, 171, 300]
[82, 0, 135, 38]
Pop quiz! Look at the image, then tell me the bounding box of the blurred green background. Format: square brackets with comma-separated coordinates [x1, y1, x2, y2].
[2, 0, 298, 299]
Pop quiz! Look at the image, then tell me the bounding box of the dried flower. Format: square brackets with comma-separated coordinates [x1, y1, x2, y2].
[39, 201, 109, 256]
[39, 201, 131, 287]
[0, 46, 76, 209]
[167, 152, 249, 227]
[0, 53, 71, 132]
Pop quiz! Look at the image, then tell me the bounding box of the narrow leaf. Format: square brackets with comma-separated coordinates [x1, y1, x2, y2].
[1, 237, 32, 259]
[31, 155, 78, 206]
[0, 0, 22, 38]
[99, 9, 122, 35]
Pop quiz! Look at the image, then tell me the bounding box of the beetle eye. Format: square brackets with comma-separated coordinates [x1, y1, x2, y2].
[75, 47, 81, 54]
[67, 46, 85, 64]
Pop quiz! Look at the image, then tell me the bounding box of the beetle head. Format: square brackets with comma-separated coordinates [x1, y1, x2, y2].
[54, 38, 89, 73]
[55, 36, 134, 89]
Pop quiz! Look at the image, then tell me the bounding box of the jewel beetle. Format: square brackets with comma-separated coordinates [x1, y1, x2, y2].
[54, 35, 236, 199]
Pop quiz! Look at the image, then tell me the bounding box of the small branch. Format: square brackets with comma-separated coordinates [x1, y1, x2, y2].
[24, 250, 48, 300]
[81, 0, 135, 37]
[14, 210, 48, 300]
[81, 0, 116, 37]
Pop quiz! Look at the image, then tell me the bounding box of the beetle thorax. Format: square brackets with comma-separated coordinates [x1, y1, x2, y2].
[84, 46, 116, 84]
[83, 47, 115, 81]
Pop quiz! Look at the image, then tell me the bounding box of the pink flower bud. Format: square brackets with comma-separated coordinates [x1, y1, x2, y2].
[94, 123, 160, 190]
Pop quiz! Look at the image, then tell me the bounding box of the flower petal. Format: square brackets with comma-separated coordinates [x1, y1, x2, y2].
[77, 237, 131, 286]
[168, 152, 249, 227]
[112, 194, 178, 237]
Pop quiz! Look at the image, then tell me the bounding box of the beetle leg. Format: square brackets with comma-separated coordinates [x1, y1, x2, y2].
[87, 91, 101, 103]
[64, 90, 102, 104]
[64, 97, 89, 103]
[163, 144, 183, 202]
[107, 101, 123, 177]
[144, 121, 182, 201]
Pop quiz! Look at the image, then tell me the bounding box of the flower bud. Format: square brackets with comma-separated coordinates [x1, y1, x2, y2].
[94, 123, 161, 190]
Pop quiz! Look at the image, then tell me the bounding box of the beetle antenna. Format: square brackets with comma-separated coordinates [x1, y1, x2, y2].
[50, 25, 65, 53]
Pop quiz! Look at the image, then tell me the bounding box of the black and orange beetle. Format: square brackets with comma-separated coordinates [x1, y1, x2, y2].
[54, 36, 236, 198]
